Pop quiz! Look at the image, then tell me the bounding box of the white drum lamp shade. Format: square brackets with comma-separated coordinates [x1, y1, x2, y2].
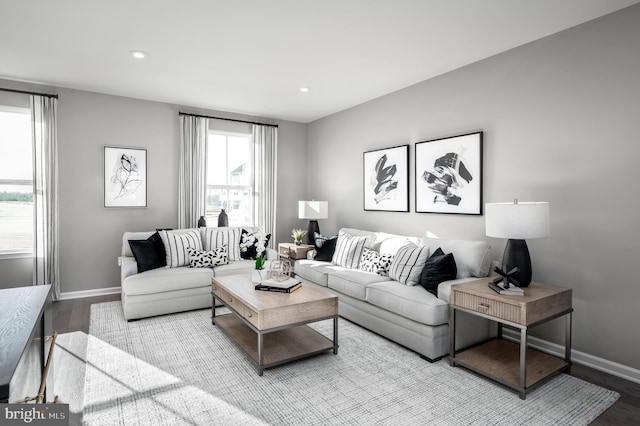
[298, 201, 328, 244]
[485, 201, 549, 287]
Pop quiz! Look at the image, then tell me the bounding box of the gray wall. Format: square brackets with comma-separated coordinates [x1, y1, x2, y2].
[0, 81, 307, 294]
[307, 6, 640, 370]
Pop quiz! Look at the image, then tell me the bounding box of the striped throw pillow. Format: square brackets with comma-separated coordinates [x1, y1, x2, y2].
[332, 231, 368, 269]
[389, 243, 430, 286]
[160, 229, 203, 268]
[202, 227, 242, 261]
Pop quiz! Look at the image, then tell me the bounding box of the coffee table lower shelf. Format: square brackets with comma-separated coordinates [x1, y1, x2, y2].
[454, 339, 569, 390]
[214, 313, 336, 374]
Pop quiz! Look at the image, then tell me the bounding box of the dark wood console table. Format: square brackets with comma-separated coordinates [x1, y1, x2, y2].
[0, 285, 52, 403]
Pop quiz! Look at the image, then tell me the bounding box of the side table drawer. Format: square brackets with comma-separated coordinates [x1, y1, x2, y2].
[453, 292, 520, 323]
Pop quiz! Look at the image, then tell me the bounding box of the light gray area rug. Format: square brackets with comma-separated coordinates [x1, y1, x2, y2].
[84, 302, 618, 425]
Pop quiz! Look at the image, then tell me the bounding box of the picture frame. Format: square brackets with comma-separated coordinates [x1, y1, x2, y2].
[415, 131, 483, 215]
[103, 146, 147, 208]
[363, 144, 409, 212]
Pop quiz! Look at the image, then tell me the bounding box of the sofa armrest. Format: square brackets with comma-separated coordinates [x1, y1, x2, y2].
[121, 256, 139, 283]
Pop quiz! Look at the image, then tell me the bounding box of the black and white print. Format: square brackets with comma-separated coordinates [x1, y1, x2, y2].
[363, 145, 409, 212]
[359, 247, 394, 276]
[187, 246, 229, 268]
[104, 146, 147, 208]
[415, 132, 482, 215]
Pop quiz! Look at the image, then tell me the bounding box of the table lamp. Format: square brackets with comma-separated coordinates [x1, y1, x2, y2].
[485, 200, 549, 287]
[298, 201, 328, 245]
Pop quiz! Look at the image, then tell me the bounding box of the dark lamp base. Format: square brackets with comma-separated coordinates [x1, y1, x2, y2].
[306, 220, 319, 245]
[502, 239, 533, 287]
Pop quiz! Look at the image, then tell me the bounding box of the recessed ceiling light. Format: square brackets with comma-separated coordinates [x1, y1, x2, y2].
[299, 87, 310, 93]
[130, 50, 147, 59]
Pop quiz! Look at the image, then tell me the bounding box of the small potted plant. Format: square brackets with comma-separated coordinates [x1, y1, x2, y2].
[291, 228, 307, 245]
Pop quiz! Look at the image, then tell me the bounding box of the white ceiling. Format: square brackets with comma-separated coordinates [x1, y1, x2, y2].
[1, 0, 638, 123]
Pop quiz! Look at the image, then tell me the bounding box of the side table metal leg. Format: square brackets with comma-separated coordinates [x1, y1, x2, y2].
[565, 312, 573, 373]
[519, 328, 528, 399]
[449, 307, 456, 366]
[211, 293, 216, 325]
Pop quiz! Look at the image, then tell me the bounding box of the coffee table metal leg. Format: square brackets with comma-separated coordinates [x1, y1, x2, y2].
[333, 316, 339, 355]
[211, 293, 216, 325]
[258, 332, 264, 376]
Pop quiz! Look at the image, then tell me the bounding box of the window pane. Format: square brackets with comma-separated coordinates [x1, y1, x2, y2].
[0, 108, 33, 253]
[228, 136, 250, 186]
[205, 187, 252, 227]
[0, 184, 33, 252]
[207, 134, 227, 185]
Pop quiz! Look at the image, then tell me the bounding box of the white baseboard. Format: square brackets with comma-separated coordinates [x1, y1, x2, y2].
[58, 286, 121, 300]
[502, 328, 640, 385]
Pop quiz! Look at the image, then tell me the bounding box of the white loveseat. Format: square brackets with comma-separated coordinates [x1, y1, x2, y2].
[120, 227, 274, 320]
[294, 227, 496, 361]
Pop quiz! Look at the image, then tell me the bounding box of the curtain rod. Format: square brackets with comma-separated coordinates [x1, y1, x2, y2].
[0, 87, 58, 99]
[179, 111, 278, 128]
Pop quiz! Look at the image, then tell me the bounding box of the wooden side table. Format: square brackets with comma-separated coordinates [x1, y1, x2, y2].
[449, 278, 572, 399]
[278, 243, 314, 260]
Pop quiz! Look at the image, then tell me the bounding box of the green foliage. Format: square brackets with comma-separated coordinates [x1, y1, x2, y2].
[0, 191, 33, 202]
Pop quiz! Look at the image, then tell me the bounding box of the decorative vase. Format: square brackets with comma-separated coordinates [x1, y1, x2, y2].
[197, 216, 206, 227]
[251, 269, 268, 283]
[218, 209, 229, 227]
[295, 240, 301, 245]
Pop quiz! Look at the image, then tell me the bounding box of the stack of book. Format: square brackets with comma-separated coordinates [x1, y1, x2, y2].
[255, 277, 302, 293]
[488, 279, 524, 296]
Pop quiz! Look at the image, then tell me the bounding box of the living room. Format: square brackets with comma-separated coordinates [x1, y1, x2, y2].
[1, 1, 639, 424]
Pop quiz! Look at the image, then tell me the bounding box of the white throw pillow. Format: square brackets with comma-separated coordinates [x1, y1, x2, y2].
[388, 243, 430, 286]
[202, 227, 242, 261]
[160, 229, 203, 268]
[332, 231, 368, 269]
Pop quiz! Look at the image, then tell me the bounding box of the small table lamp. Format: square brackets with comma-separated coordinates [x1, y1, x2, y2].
[485, 200, 549, 287]
[298, 201, 329, 245]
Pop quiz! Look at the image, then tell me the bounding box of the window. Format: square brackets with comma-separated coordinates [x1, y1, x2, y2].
[206, 132, 253, 227]
[0, 105, 33, 255]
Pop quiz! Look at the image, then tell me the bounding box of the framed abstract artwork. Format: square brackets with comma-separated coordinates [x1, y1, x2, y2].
[103, 146, 147, 208]
[363, 144, 409, 212]
[415, 131, 483, 215]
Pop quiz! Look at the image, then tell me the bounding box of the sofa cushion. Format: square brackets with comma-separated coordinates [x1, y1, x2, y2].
[239, 229, 271, 260]
[202, 227, 242, 261]
[419, 248, 457, 295]
[211, 259, 259, 277]
[371, 232, 421, 255]
[366, 281, 450, 326]
[128, 231, 166, 273]
[122, 266, 212, 296]
[294, 260, 345, 287]
[422, 237, 492, 278]
[160, 229, 203, 268]
[388, 243, 429, 286]
[187, 246, 229, 268]
[332, 231, 367, 269]
[359, 248, 394, 276]
[327, 269, 389, 301]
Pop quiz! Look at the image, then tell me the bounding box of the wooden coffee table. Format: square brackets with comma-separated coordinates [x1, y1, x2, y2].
[211, 274, 339, 375]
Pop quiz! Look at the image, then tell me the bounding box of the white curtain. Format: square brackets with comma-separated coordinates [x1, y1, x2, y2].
[31, 95, 60, 300]
[253, 125, 277, 248]
[178, 115, 208, 229]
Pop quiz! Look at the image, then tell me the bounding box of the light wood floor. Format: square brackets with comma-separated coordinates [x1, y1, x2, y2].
[52, 294, 639, 425]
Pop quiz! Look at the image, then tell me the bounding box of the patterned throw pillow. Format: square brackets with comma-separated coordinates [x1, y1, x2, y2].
[332, 231, 368, 269]
[202, 227, 242, 261]
[187, 246, 229, 268]
[388, 243, 430, 286]
[359, 247, 394, 276]
[160, 229, 203, 268]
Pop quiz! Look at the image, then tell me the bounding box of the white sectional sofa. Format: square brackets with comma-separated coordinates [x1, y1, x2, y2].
[120, 227, 274, 320]
[294, 227, 496, 361]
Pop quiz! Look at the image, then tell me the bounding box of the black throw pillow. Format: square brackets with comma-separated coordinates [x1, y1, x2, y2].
[419, 247, 457, 296]
[314, 234, 338, 261]
[128, 231, 167, 273]
[240, 229, 271, 260]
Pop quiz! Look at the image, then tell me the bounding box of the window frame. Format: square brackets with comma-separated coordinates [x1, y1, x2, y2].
[205, 130, 255, 227]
